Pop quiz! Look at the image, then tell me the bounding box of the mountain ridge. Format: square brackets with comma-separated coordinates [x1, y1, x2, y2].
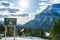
[22, 3, 60, 31]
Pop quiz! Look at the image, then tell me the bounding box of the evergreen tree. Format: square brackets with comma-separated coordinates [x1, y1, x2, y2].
[24, 28, 31, 36]
[0, 25, 5, 34]
[39, 29, 45, 38]
[50, 18, 60, 40]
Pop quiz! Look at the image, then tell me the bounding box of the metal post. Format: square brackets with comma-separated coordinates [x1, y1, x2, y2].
[5, 26, 7, 40]
[14, 25, 15, 40]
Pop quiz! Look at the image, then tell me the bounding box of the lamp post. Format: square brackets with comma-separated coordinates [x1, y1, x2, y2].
[5, 26, 7, 40]
[14, 25, 15, 40]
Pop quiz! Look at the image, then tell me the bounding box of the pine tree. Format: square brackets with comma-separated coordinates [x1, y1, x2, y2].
[50, 18, 60, 40]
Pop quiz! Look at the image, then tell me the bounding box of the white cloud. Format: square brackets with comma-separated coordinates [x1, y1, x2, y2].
[0, 1, 35, 25]
[0, 1, 15, 8]
[0, 5, 5, 8]
[0, 18, 4, 21]
[0, 11, 35, 25]
[50, 0, 60, 4]
[9, 12, 35, 25]
[0, 11, 9, 15]
[0, 1, 19, 13]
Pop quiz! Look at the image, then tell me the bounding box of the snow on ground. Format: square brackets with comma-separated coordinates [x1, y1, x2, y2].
[1, 37, 48, 40]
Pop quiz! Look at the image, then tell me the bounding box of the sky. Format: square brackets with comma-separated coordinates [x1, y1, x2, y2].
[0, 0, 50, 13]
[0, 0, 60, 25]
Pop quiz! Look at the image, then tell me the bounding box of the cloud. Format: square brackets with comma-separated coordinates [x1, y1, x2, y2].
[0, 18, 4, 21]
[0, 1, 35, 25]
[0, 4, 5, 8]
[0, 1, 15, 7]
[17, 13, 35, 25]
[8, 8, 19, 13]
[0, 1, 19, 13]
[8, 12, 35, 25]
[50, 0, 60, 4]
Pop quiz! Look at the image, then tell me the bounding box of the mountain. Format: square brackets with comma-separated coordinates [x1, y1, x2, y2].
[23, 3, 60, 31]
[0, 20, 4, 25]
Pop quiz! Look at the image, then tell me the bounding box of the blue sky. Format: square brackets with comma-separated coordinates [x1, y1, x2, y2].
[7, 0, 40, 13]
[2, 0, 49, 13]
[0, 0, 60, 13]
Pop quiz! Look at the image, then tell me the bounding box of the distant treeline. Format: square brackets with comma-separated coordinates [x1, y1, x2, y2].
[0, 25, 49, 39]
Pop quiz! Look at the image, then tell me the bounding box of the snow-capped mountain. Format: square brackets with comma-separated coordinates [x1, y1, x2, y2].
[23, 3, 60, 31]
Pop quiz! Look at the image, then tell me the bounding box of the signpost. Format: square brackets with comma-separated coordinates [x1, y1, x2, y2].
[4, 18, 16, 25]
[4, 18, 17, 40]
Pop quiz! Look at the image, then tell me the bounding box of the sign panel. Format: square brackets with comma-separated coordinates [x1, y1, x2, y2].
[4, 18, 17, 25]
